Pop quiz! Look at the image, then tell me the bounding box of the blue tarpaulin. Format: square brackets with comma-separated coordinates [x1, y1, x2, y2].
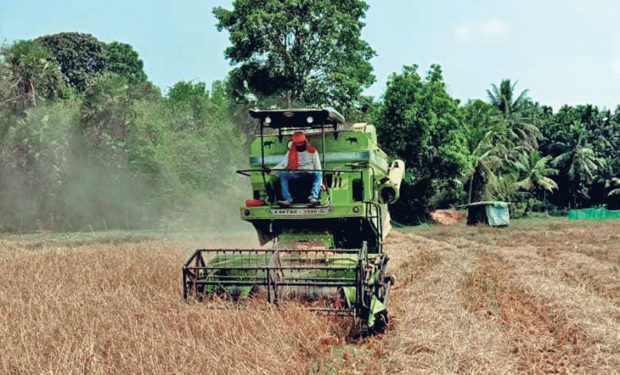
[464, 201, 509, 227]
[485, 202, 510, 226]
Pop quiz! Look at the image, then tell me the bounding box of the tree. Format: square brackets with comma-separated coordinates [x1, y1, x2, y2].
[466, 130, 507, 203]
[511, 151, 558, 193]
[166, 81, 209, 103]
[551, 123, 604, 207]
[608, 178, 620, 196]
[105, 42, 148, 83]
[461, 98, 521, 203]
[460, 79, 547, 205]
[37, 32, 108, 92]
[213, 0, 375, 111]
[487, 79, 540, 150]
[0, 33, 250, 232]
[487, 79, 530, 117]
[0, 101, 78, 230]
[461, 99, 500, 152]
[608, 177, 620, 210]
[0, 40, 69, 108]
[374, 64, 469, 223]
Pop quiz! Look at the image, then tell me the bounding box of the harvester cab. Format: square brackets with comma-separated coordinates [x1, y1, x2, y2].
[183, 108, 405, 334]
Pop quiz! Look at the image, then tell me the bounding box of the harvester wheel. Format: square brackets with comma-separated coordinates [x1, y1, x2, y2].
[374, 311, 389, 334]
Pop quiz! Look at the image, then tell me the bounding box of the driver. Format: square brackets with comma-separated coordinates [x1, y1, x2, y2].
[271, 131, 322, 207]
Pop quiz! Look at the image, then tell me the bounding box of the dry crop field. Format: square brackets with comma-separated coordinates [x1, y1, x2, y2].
[0, 218, 618, 374]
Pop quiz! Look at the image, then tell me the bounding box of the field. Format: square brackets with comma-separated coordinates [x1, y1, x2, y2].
[0, 218, 618, 374]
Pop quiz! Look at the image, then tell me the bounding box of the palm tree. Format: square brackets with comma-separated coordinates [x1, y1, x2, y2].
[487, 79, 530, 117]
[1, 40, 66, 108]
[466, 125, 508, 203]
[608, 177, 620, 197]
[551, 123, 604, 207]
[487, 79, 540, 150]
[511, 151, 559, 193]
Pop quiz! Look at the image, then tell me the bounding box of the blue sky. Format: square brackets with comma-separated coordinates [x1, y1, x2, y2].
[1, 0, 618, 110]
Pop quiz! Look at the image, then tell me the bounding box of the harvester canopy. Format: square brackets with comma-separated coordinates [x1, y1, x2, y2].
[249, 107, 345, 128]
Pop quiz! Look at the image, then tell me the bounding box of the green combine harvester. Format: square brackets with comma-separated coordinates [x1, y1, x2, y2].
[183, 108, 405, 333]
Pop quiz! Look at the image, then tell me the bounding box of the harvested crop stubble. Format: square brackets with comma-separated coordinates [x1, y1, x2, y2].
[374, 231, 521, 374]
[462, 251, 592, 374]
[0, 240, 349, 375]
[1, 218, 618, 374]
[413, 218, 620, 374]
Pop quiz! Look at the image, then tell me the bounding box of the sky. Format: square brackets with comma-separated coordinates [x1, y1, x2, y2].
[1, 0, 618, 110]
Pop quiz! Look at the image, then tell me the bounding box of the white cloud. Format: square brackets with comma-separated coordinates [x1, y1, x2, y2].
[455, 19, 509, 43]
[481, 19, 509, 37]
[455, 25, 472, 42]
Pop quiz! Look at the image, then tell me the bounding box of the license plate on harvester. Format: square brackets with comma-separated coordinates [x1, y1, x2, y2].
[269, 208, 332, 216]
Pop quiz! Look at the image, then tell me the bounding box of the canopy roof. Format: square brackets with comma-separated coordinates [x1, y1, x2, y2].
[249, 108, 345, 128]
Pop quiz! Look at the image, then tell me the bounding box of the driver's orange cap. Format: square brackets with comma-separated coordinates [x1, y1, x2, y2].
[292, 131, 306, 144]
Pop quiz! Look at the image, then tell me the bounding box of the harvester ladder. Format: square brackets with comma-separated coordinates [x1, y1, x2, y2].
[364, 201, 383, 253]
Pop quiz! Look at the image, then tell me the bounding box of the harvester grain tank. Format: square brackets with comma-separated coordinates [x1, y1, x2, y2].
[182, 108, 405, 333]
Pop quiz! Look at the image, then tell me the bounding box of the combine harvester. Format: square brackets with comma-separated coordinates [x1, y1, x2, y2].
[183, 108, 405, 334]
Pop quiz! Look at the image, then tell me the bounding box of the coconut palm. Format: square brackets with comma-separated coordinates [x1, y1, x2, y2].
[552, 128, 602, 183]
[505, 115, 542, 150]
[487, 79, 540, 150]
[466, 125, 509, 203]
[511, 151, 559, 193]
[487, 79, 530, 117]
[551, 123, 604, 206]
[608, 177, 620, 197]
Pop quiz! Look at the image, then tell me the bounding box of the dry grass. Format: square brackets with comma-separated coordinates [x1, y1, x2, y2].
[1, 218, 619, 374]
[462, 251, 592, 373]
[397, 218, 620, 374]
[0, 236, 349, 375]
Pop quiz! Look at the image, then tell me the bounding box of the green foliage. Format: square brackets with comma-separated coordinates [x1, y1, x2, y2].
[214, 0, 375, 111]
[464, 79, 545, 204]
[0, 102, 77, 230]
[373, 64, 469, 223]
[461, 99, 501, 152]
[37, 33, 108, 92]
[461, 95, 619, 211]
[486, 79, 529, 117]
[550, 124, 605, 207]
[489, 79, 540, 149]
[34, 33, 149, 93]
[80, 73, 136, 155]
[0, 59, 245, 231]
[167, 81, 209, 103]
[1, 26, 619, 231]
[548, 105, 619, 207]
[466, 128, 508, 203]
[511, 151, 558, 193]
[0, 40, 71, 108]
[608, 178, 620, 199]
[105, 42, 148, 83]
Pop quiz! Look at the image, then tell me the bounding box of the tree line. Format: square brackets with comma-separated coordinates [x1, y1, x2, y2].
[375, 68, 619, 223]
[0, 1, 618, 230]
[0, 33, 244, 231]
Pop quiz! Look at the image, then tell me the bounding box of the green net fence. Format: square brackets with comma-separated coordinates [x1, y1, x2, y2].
[568, 208, 620, 220]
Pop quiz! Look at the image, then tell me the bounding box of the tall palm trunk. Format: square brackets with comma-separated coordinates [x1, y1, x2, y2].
[27, 82, 37, 107]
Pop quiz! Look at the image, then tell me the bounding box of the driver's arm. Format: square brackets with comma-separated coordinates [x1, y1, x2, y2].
[272, 151, 289, 172]
[312, 151, 322, 171]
